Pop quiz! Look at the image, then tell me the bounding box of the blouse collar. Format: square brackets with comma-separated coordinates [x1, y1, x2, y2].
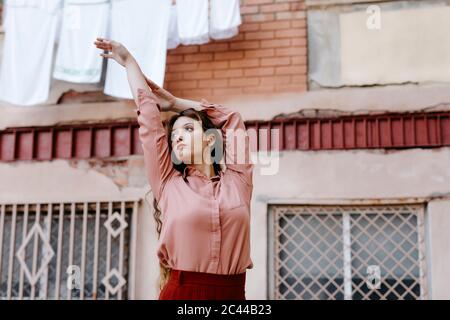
[182, 165, 223, 181]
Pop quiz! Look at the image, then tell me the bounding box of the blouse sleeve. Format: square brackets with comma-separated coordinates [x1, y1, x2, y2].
[200, 99, 254, 187]
[135, 88, 176, 202]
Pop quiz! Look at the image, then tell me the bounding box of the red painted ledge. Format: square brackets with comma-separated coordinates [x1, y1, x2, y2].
[0, 111, 449, 162]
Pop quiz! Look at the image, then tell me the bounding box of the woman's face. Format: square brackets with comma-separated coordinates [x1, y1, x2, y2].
[171, 116, 212, 165]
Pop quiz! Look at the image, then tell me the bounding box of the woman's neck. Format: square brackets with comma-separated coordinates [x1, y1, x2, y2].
[191, 163, 216, 179]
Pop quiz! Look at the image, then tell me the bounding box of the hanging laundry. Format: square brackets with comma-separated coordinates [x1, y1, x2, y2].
[53, 0, 110, 83]
[0, 0, 63, 106]
[104, 0, 171, 99]
[176, 0, 209, 45]
[167, 3, 180, 50]
[210, 0, 241, 40]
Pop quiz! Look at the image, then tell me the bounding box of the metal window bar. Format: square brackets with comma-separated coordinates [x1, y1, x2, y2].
[269, 204, 428, 300]
[0, 201, 138, 300]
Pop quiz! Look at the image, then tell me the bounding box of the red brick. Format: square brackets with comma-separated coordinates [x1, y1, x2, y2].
[214, 69, 244, 78]
[261, 56, 290, 67]
[229, 59, 260, 68]
[291, 18, 307, 28]
[292, 74, 308, 83]
[181, 89, 212, 98]
[184, 53, 214, 62]
[166, 55, 183, 64]
[290, 1, 306, 11]
[230, 41, 260, 50]
[245, 30, 274, 40]
[165, 73, 183, 81]
[242, 0, 274, 5]
[183, 71, 213, 80]
[169, 80, 198, 90]
[291, 37, 307, 46]
[171, 46, 199, 54]
[198, 61, 229, 70]
[162, 1, 310, 98]
[243, 13, 275, 23]
[166, 63, 198, 72]
[260, 20, 290, 30]
[234, 33, 245, 41]
[276, 11, 306, 20]
[199, 43, 229, 53]
[260, 3, 290, 13]
[276, 46, 307, 56]
[245, 48, 275, 58]
[261, 38, 291, 48]
[238, 22, 260, 32]
[275, 28, 307, 38]
[275, 65, 307, 75]
[214, 34, 242, 43]
[168, 89, 183, 97]
[244, 67, 275, 77]
[240, 5, 259, 14]
[291, 55, 307, 65]
[260, 75, 291, 85]
[212, 87, 244, 96]
[198, 79, 228, 88]
[229, 77, 260, 87]
[214, 51, 244, 60]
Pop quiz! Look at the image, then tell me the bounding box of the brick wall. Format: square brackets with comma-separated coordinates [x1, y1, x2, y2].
[0, 1, 307, 104]
[164, 0, 308, 100]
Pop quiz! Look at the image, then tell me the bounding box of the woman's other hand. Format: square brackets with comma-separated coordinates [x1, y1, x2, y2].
[145, 77, 176, 112]
[94, 37, 132, 67]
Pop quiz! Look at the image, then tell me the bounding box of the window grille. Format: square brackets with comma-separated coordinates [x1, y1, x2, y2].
[0, 201, 138, 300]
[269, 204, 428, 300]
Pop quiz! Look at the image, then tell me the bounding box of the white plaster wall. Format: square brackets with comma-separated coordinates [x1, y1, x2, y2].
[426, 200, 450, 300]
[248, 147, 450, 299]
[340, 6, 450, 85]
[2, 82, 450, 131]
[0, 159, 160, 300]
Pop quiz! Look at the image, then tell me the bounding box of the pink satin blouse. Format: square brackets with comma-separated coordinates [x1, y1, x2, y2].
[135, 88, 254, 275]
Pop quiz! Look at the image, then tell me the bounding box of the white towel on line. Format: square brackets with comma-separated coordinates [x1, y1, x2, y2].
[53, 0, 110, 83]
[176, 0, 209, 45]
[0, 0, 62, 106]
[104, 0, 171, 99]
[210, 0, 241, 40]
[167, 3, 180, 50]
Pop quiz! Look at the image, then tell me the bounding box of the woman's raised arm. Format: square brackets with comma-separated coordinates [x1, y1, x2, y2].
[94, 38, 176, 202]
[144, 75, 204, 113]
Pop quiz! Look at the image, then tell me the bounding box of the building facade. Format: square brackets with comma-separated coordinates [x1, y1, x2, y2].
[0, 0, 449, 300]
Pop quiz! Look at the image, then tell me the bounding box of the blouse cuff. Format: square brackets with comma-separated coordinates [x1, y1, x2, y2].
[136, 88, 161, 115]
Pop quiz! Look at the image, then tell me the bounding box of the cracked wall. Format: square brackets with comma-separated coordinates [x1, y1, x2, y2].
[308, 1, 450, 89]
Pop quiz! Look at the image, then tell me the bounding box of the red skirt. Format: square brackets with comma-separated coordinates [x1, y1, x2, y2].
[158, 269, 246, 300]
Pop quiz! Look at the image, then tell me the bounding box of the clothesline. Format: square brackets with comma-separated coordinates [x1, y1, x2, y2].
[0, 0, 241, 106]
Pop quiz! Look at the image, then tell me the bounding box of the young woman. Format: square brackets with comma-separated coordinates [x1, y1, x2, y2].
[94, 38, 254, 300]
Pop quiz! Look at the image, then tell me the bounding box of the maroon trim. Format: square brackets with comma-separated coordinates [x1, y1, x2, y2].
[0, 112, 449, 162]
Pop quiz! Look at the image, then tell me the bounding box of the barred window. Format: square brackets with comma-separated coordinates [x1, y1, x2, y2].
[269, 204, 428, 300]
[0, 201, 138, 300]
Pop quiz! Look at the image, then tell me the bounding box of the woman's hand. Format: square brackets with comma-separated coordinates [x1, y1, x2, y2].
[94, 37, 178, 112]
[94, 37, 132, 67]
